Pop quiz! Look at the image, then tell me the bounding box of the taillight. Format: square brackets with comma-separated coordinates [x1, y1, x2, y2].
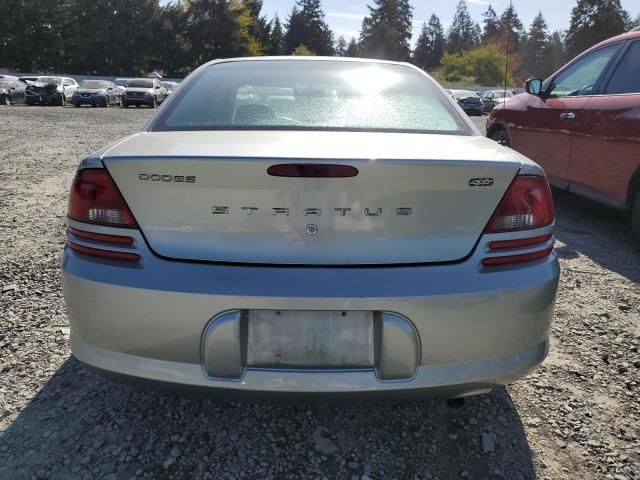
[482, 175, 554, 267]
[484, 175, 553, 233]
[68, 169, 136, 227]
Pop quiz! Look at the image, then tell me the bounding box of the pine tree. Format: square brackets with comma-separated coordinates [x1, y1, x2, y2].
[413, 14, 445, 71]
[345, 37, 360, 57]
[232, 0, 264, 56]
[544, 31, 567, 76]
[284, 0, 334, 55]
[497, 4, 525, 53]
[446, 1, 480, 54]
[523, 12, 549, 78]
[335, 36, 348, 56]
[359, 0, 414, 61]
[182, 0, 247, 67]
[482, 5, 500, 43]
[268, 15, 285, 55]
[566, 0, 631, 57]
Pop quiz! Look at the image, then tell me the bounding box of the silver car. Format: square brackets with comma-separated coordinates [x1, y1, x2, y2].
[62, 57, 559, 400]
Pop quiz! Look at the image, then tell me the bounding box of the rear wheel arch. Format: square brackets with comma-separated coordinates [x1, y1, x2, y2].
[487, 123, 510, 146]
[627, 168, 640, 241]
[627, 167, 640, 212]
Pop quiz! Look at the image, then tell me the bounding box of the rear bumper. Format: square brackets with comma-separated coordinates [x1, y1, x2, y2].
[62, 220, 559, 399]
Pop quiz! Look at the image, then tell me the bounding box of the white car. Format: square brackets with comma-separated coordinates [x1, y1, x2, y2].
[24, 76, 78, 106]
[62, 57, 559, 400]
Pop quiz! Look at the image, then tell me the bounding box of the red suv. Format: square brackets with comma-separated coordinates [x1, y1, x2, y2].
[487, 30, 640, 240]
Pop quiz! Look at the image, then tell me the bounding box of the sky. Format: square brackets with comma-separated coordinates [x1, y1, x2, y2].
[261, 0, 640, 47]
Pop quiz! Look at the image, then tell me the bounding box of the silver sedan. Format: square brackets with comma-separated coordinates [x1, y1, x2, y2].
[62, 57, 559, 400]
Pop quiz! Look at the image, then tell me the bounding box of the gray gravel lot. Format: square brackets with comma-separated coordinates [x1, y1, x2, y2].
[0, 107, 639, 480]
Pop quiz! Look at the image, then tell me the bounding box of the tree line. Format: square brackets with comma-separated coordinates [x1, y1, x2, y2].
[0, 0, 638, 84]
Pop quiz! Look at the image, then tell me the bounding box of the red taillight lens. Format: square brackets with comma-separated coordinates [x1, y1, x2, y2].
[485, 175, 554, 233]
[68, 169, 137, 227]
[68, 226, 134, 245]
[67, 240, 140, 262]
[482, 247, 554, 266]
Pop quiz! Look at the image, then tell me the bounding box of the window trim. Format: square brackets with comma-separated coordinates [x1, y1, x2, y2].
[544, 42, 624, 98]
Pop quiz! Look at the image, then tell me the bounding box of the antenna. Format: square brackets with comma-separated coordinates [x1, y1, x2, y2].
[500, 0, 512, 146]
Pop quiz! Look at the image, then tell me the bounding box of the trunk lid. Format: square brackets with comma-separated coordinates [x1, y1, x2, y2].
[103, 131, 521, 265]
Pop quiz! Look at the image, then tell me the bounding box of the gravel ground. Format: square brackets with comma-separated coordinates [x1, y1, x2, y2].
[0, 107, 638, 480]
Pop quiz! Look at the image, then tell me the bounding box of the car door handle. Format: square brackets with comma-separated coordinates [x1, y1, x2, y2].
[560, 112, 576, 120]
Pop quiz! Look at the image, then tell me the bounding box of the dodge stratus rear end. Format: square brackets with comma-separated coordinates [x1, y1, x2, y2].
[61, 58, 559, 400]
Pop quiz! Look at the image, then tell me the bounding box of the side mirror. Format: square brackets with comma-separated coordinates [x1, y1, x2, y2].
[155, 85, 160, 89]
[525, 78, 543, 95]
[108, 87, 113, 90]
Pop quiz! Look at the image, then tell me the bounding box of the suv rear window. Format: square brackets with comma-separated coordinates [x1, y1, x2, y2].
[605, 40, 640, 94]
[151, 60, 468, 134]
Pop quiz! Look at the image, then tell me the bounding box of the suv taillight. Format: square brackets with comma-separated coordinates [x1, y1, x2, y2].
[482, 175, 554, 267]
[485, 175, 554, 233]
[68, 169, 137, 227]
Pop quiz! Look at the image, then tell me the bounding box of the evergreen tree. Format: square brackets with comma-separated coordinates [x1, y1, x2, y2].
[268, 15, 285, 55]
[523, 12, 549, 78]
[359, 0, 414, 61]
[345, 37, 360, 57]
[183, 0, 246, 67]
[284, 0, 334, 55]
[566, 0, 631, 57]
[335, 36, 348, 56]
[446, 1, 480, 54]
[413, 14, 445, 71]
[497, 3, 525, 53]
[544, 31, 567, 76]
[482, 5, 500, 43]
[231, 0, 264, 56]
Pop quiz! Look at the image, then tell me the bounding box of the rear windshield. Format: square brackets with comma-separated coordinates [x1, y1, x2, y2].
[151, 60, 468, 134]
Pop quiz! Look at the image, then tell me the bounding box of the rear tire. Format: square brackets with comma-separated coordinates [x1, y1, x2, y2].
[122, 102, 129, 108]
[489, 127, 510, 147]
[632, 191, 640, 242]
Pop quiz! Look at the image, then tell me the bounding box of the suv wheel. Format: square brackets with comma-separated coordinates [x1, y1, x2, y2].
[632, 190, 640, 242]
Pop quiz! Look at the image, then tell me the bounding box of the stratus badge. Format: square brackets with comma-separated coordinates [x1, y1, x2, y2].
[468, 178, 494, 187]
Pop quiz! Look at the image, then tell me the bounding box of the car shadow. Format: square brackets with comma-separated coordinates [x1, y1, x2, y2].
[0, 358, 536, 480]
[552, 189, 640, 283]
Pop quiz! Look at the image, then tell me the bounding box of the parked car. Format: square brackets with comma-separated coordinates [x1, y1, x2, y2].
[72, 80, 122, 107]
[480, 89, 513, 112]
[449, 89, 484, 116]
[123, 78, 165, 108]
[487, 29, 640, 240]
[114, 78, 130, 99]
[25, 76, 78, 106]
[161, 81, 179, 96]
[62, 57, 558, 399]
[0, 78, 27, 105]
